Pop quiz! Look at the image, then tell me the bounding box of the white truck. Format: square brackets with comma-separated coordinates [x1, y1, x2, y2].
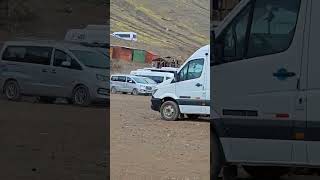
[151, 45, 210, 121]
[211, 0, 320, 179]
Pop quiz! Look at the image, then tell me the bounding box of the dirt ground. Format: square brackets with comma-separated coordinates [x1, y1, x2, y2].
[0, 97, 108, 180]
[110, 94, 210, 180]
[110, 94, 320, 180]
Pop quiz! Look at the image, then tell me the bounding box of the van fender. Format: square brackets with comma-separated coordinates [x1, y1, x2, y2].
[158, 93, 178, 101]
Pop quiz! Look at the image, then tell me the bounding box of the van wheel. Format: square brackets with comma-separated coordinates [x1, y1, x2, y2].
[243, 166, 289, 178]
[132, 89, 138, 96]
[211, 128, 224, 180]
[186, 114, 200, 119]
[73, 85, 91, 106]
[160, 101, 180, 121]
[39, 96, 55, 104]
[3, 80, 21, 101]
[111, 87, 117, 94]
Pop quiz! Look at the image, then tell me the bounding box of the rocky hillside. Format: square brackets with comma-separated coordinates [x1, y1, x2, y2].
[110, 0, 210, 60]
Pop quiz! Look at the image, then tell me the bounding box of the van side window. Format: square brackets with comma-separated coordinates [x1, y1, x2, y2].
[247, 0, 300, 58]
[127, 77, 133, 83]
[215, 0, 300, 65]
[111, 76, 118, 81]
[179, 59, 204, 81]
[217, 4, 252, 62]
[3, 46, 52, 65]
[54, 50, 82, 70]
[118, 76, 126, 82]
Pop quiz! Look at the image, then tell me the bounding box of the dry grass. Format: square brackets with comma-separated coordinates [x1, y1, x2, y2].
[111, 59, 151, 74]
[111, 0, 210, 61]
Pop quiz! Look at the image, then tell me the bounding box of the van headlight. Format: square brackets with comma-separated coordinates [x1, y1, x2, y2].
[140, 85, 146, 89]
[96, 74, 108, 82]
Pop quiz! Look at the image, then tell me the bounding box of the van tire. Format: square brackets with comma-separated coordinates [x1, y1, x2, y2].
[211, 130, 224, 180]
[3, 80, 21, 101]
[111, 87, 117, 94]
[132, 89, 138, 96]
[72, 85, 91, 106]
[243, 166, 289, 178]
[160, 101, 180, 121]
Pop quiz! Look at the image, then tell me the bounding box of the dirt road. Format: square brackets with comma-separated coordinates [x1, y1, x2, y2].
[110, 94, 320, 180]
[0, 97, 107, 180]
[111, 94, 210, 180]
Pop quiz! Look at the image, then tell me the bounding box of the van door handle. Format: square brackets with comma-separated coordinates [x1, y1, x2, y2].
[195, 83, 202, 87]
[42, 69, 48, 72]
[273, 68, 296, 80]
[51, 69, 56, 74]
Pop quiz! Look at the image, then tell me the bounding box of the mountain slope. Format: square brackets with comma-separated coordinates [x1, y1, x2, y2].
[111, 0, 210, 60]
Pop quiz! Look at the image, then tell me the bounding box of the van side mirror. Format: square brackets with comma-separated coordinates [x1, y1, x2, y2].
[61, 61, 71, 67]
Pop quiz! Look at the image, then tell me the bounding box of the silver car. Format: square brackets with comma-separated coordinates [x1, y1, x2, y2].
[0, 41, 109, 106]
[110, 75, 154, 95]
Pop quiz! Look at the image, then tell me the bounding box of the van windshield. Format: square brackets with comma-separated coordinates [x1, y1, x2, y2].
[132, 77, 148, 84]
[143, 78, 157, 84]
[135, 75, 164, 83]
[71, 50, 109, 69]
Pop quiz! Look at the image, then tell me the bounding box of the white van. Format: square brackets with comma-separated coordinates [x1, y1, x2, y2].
[65, 29, 107, 44]
[111, 32, 137, 41]
[151, 45, 209, 121]
[211, 0, 320, 179]
[0, 41, 109, 106]
[130, 70, 174, 84]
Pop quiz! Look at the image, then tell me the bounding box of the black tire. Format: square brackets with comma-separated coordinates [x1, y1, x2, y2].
[160, 101, 180, 121]
[72, 85, 91, 106]
[243, 166, 289, 178]
[223, 166, 237, 180]
[186, 114, 200, 119]
[132, 88, 138, 96]
[39, 96, 56, 104]
[111, 87, 117, 94]
[3, 80, 21, 101]
[211, 127, 224, 180]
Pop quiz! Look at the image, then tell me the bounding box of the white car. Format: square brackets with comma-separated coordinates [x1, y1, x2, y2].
[110, 75, 154, 95]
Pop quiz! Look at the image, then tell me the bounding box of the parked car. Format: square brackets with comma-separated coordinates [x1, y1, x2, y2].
[110, 75, 154, 95]
[0, 41, 109, 106]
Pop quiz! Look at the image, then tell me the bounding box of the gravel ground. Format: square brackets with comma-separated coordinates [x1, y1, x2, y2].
[110, 94, 210, 180]
[0, 97, 108, 180]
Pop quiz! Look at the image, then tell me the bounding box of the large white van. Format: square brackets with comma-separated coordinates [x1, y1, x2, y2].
[111, 32, 137, 41]
[130, 70, 174, 84]
[151, 45, 209, 121]
[211, 0, 320, 179]
[65, 29, 107, 44]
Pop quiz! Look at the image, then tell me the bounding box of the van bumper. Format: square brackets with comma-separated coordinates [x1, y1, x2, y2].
[151, 97, 161, 111]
